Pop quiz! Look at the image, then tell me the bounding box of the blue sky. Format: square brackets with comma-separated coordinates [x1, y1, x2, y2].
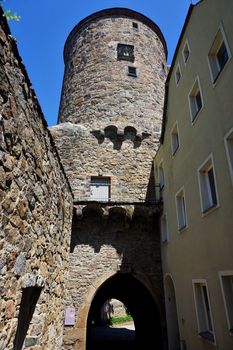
[5, 0, 198, 126]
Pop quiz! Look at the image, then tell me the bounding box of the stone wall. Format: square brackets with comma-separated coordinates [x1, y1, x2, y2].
[52, 8, 167, 202]
[63, 204, 164, 349]
[0, 9, 73, 350]
[50, 9, 167, 349]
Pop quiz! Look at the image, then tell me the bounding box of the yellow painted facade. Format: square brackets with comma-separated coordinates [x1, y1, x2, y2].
[154, 0, 233, 349]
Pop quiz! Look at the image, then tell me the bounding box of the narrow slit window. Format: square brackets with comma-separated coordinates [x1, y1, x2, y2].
[182, 40, 190, 63]
[13, 287, 42, 350]
[171, 123, 180, 155]
[224, 128, 233, 185]
[175, 65, 181, 85]
[175, 187, 187, 231]
[220, 272, 233, 333]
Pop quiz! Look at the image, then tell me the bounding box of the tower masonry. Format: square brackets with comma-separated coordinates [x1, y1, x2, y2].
[52, 8, 167, 202]
[50, 8, 168, 350]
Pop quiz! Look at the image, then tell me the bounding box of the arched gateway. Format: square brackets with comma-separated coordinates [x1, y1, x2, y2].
[50, 7, 168, 349]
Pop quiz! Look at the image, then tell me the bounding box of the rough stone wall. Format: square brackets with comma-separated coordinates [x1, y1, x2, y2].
[64, 205, 163, 348]
[52, 12, 167, 202]
[59, 16, 166, 131]
[0, 9, 73, 350]
[50, 9, 167, 349]
[50, 123, 158, 202]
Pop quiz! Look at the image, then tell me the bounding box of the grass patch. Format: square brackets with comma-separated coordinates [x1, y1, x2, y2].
[110, 315, 133, 325]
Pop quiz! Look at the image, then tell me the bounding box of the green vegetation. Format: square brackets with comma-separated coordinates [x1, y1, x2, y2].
[1, 0, 21, 21]
[110, 314, 133, 325]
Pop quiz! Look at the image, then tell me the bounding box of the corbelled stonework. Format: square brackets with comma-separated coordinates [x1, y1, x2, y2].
[0, 9, 73, 349]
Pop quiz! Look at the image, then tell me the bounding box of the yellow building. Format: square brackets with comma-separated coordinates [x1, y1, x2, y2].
[154, 0, 233, 349]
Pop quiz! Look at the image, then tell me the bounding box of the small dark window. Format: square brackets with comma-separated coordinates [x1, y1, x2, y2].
[133, 22, 138, 29]
[195, 91, 202, 113]
[128, 66, 137, 77]
[217, 41, 229, 70]
[117, 44, 135, 62]
[207, 168, 217, 206]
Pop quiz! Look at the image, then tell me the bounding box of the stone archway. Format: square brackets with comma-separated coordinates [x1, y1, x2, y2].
[84, 272, 163, 350]
[164, 274, 180, 350]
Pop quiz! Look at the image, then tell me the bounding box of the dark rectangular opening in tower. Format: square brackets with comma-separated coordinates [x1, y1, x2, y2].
[117, 44, 135, 62]
[128, 66, 137, 77]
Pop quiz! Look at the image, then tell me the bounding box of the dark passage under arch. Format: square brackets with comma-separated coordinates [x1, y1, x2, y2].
[86, 273, 163, 350]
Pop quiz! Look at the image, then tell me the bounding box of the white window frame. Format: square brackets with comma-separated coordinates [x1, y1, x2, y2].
[192, 279, 216, 344]
[161, 213, 169, 243]
[197, 154, 219, 214]
[188, 76, 204, 123]
[175, 186, 188, 231]
[219, 271, 233, 333]
[207, 23, 231, 84]
[224, 127, 233, 186]
[182, 38, 191, 64]
[175, 63, 182, 85]
[170, 121, 180, 156]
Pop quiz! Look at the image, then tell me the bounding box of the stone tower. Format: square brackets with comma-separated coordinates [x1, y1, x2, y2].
[50, 8, 167, 350]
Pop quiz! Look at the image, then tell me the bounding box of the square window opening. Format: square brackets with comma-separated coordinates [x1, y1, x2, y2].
[132, 22, 138, 29]
[90, 177, 111, 201]
[117, 43, 135, 62]
[128, 66, 137, 77]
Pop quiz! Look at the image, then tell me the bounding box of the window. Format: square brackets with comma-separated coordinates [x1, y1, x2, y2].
[117, 44, 135, 62]
[208, 25, 231, 83]
[198, 155, 218, 213]
[224, 128, 233, 185]
[182, 40, 190, 63]
[219, 272, 233, 333]
[171, 122, 180, 155]
[193, 280, 215, 342]
[128, 66, 137, 77]
[175, 187, 187, 231]
[188, 77, 203, 122]
[13, 287, 42, 349]
[175, 64, 181, 85]
[90, 177, 110, 201]
[161, 214, 169, 243]
[158, 163, 164, 189]
[132, 22, 138, 29]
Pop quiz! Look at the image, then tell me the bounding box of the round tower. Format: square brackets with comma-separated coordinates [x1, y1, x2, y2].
[53, 8, 167, 202]
[59, 8, 167, 133]
[50, 8, 168, 350]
